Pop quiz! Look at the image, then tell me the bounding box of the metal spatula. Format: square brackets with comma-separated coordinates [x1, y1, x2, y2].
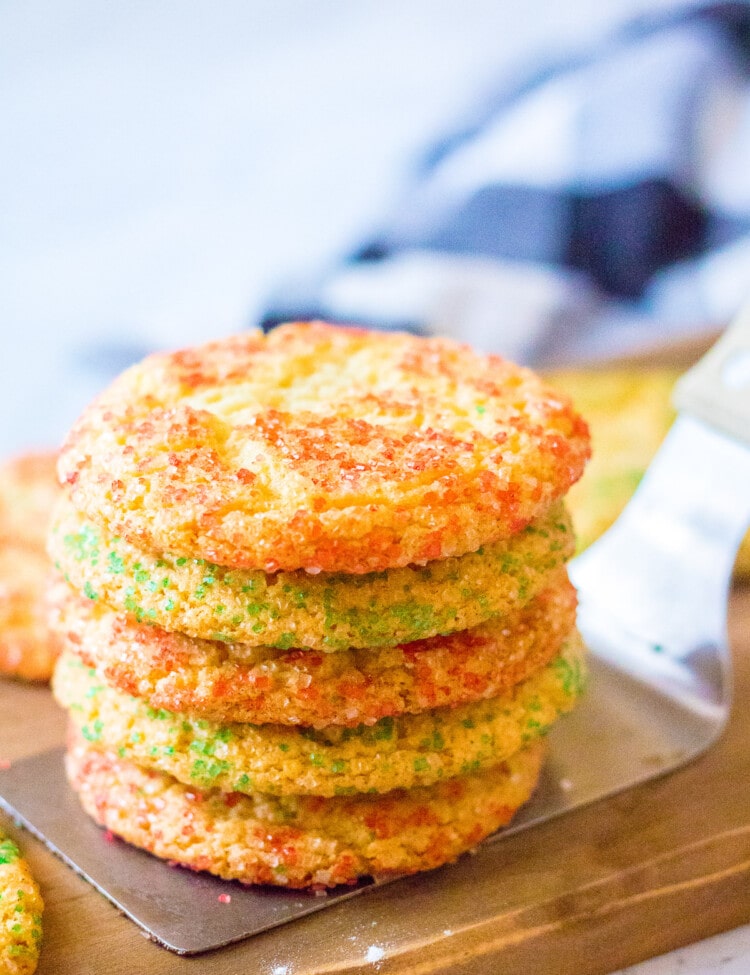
[570, 306, 750, 749]
[1, 313, 749, 955]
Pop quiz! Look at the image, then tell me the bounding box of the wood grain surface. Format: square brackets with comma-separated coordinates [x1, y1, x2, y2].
[0, 583, 748, 975]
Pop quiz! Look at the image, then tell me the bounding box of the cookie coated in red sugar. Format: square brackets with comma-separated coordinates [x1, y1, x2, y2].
[57, 322, 590, 574]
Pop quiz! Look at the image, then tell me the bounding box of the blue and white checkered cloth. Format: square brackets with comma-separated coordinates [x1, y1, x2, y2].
[262, 0, 750, 365]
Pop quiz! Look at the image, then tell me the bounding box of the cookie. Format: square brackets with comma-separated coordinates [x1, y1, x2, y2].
[65, 731, 544, 888]
[0, 548, 58, 682]
[0, 452, 59, 547]
[53, 634, 586, 797]
[0, 825, 44, 975]
[0, 451, 59, 681]
[49, 493, 574, 650]
[50, 493, 574, 650]
[58, 322, 590, 573]
[50, 568, 577, 727]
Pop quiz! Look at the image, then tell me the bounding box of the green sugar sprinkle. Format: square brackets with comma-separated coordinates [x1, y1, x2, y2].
[0, 839, 20, 864]
[145, 706, 171, 721]
[371, 717, 394, 742]
[81, 719, 104, 743]
[553, 654, 586, 698]
[191, 758, 232, 782]
[189, 739, 218, 757]
[107, 551, 125, 574]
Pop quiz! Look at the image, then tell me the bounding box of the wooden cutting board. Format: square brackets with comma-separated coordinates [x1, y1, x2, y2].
[1, 583, 748, 975]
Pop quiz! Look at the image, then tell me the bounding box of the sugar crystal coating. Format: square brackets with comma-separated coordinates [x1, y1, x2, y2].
[58, 323, 590, 573]
[53, 634, 586, 798]
[49, 569, 576, 727]
[0, 825, 44, 974]
[65, 732, 545, 888]
[49, 493, 574, 650]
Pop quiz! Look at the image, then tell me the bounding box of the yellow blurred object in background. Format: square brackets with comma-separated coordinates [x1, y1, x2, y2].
[547, 367, 750, 580]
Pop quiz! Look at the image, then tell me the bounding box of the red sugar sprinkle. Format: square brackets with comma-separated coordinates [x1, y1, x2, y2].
[103, 830, 116, 843]
[0, 759, 11, 770]
[218, 893, 232, 904]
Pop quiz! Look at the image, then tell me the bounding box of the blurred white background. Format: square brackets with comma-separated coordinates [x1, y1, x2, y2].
[2, 0, 667, 454]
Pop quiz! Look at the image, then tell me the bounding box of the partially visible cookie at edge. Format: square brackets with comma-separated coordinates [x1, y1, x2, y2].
[0, 823, 44, 975]
[0, 451, 60, 681]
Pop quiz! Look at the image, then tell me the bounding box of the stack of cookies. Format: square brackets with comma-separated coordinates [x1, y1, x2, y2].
[48, 322, 590, 888]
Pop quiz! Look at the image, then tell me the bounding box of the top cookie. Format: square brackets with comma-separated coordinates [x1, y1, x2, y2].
[58, 322, 590, 573]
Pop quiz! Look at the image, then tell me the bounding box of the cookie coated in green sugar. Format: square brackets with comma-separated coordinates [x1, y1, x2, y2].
[53, 634, 586, 798]
[66, 732, 545, 888]
[49, 569, 577, 728]
[0, 826, 43, 975]
[49, 495, 574, 651]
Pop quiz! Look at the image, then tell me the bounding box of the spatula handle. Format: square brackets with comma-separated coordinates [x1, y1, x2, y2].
[674, 303, 750, 447]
